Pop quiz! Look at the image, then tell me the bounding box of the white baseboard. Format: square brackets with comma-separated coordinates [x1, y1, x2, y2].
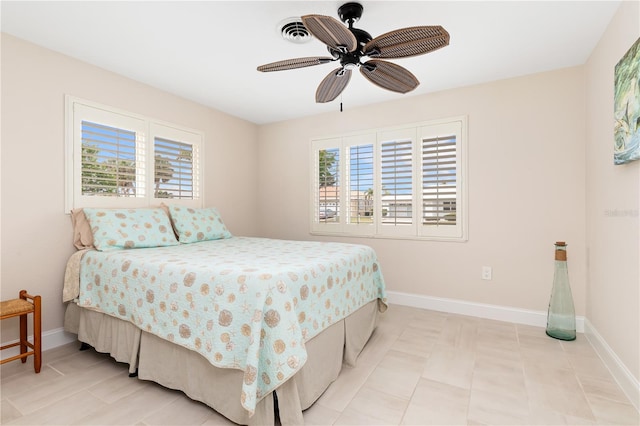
[0, 327, 77, 362]
[386, 290, 585, 332]
[584, 319, 640, 411]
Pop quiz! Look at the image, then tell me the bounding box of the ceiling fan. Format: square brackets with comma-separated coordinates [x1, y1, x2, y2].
[257, 2, 450, 104]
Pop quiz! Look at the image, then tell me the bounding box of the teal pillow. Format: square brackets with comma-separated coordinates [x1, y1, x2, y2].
[83, 208, 178, 251]
[168, 206, 232, 243]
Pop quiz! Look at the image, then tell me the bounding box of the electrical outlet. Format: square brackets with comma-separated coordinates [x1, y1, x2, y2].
[482, 266, 492, 280]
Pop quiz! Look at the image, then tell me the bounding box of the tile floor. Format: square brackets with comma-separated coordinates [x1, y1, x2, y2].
[1, 304, 638, 425]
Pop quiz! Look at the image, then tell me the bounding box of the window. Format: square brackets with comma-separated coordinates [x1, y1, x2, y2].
[65, 96, 203, 211]
[311, 117, 467, 241]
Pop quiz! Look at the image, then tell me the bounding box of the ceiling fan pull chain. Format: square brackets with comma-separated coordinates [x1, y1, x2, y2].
[340, 94, 343, 112]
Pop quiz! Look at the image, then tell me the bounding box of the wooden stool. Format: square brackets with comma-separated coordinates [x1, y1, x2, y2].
[0, 290, 41, 373]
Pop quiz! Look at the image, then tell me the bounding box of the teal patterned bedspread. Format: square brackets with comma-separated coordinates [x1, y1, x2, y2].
[77, 237, 387, 415]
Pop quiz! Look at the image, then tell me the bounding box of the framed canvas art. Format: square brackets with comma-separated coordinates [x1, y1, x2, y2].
[614, 37, 640, 165]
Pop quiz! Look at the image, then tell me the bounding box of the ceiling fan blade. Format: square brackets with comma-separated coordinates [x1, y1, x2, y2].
[360, 60, 419, 94]
[257, 56, 334, 72]
[316, 67, 352, 103]
[302, 14, 358, 53]
[364, 26, 450, 59]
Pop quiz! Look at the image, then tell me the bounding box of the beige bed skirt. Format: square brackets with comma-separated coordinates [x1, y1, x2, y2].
[64, 300, 379, 425]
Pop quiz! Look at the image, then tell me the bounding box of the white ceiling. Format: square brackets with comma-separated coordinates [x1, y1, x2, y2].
[1, 1, 621, 125]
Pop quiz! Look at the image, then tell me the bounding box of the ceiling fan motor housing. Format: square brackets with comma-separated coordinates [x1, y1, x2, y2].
[327, 26, 372, 66]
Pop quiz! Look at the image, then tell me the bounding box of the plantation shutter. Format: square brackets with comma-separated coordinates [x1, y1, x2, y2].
[348, 144, 374, 224]
[310, 117, 466, 240]
[318, 147, 340, 223]
[67, 97, 203, 211]
[422, 135, 457, 225]
[81, 121, 145, 197]
[380, 139, 413, 226]
[154, 137, 195, 199]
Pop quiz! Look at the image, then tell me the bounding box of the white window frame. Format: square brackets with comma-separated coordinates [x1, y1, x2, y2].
[65, 96, 204, 212]
[310, 116, 468, 242]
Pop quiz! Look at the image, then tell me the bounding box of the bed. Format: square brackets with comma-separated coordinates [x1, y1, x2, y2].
[62, 206, 387, 425]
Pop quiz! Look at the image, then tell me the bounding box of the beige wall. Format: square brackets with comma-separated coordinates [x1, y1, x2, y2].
[0, 34, 259, 338]
[585, 0, 640, 383]
[258, 67, 587, 315]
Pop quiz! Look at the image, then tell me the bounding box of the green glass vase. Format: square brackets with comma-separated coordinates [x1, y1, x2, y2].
[546, 242, 576, 341]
